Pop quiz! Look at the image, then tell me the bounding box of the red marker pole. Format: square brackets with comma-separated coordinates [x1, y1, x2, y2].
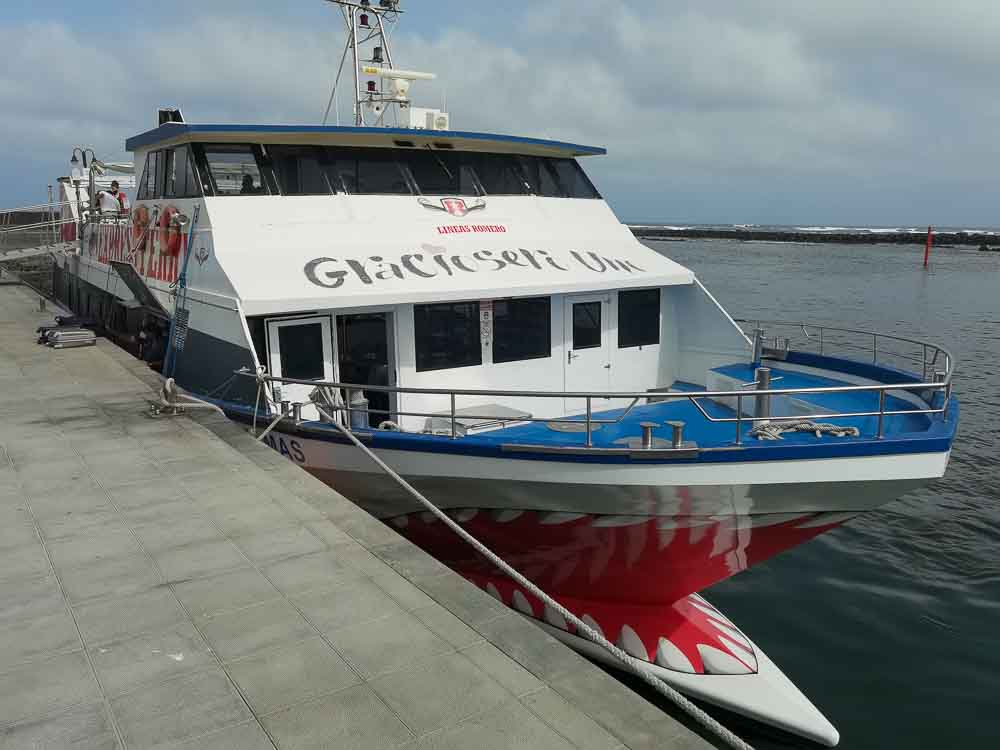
[923, 225, 934, 268]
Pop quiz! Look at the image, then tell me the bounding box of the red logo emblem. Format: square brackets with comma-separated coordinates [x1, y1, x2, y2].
[419, 197, 487, 217]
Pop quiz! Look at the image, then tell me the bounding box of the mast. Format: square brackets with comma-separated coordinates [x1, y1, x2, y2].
[322, 0, 444, 129]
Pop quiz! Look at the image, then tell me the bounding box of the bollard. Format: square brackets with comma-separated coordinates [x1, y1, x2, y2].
[754, 367, 772, 423]
[639, 422, 658, 450]
[666, 420, 685, 449]
[291, 403, 303, 424]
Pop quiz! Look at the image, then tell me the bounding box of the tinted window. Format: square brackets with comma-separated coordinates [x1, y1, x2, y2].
[550, 159, 601, 199]
[136, 153, 154, 201]
[414, 302, 482, 372]
[202, 145, 267, 196]
[137, 150, 166, 200]
[406, 151, 480, 196]
[618, 289, 660, 348]
[572, 302, 602, 350]
[165, 146, 201, 199]
[270, 146, 331, 196]
[278, 323, 325, 380]
[356, 151, 412, 195]
[517, 156, 565, 197]
[150, 151, 165, 199]
[493, 297, 551, 364]
[465, 153, 529, 195]
[326, 149, 411, 195]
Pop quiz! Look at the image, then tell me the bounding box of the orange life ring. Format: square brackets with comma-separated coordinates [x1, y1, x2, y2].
[158, 206, 183, 257]
[131, 205, 150, 244]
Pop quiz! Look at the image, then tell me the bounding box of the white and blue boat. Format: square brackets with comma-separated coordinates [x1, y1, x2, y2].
[49, 2, 958, 745]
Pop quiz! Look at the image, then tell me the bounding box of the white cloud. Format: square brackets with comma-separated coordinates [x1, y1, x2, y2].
[0, 1, 998, 224]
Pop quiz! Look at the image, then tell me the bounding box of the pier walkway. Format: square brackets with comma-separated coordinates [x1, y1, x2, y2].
[0, 282, 711, 749]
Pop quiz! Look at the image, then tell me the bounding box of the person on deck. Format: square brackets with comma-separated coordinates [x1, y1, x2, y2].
[96, 181, 130, 215]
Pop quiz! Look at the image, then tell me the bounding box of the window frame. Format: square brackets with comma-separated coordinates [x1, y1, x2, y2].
[414, 301, 483, 373]
[617, 288, 662, 349]
[136, 152, 153, 201]
[267, 144, 335, 196]
[572, 301, 604, 351]
[404, 149, 484, 197]
[192, 143, 273, 197]
[492, 296, 552, 365]
[164, 145, 204, 200]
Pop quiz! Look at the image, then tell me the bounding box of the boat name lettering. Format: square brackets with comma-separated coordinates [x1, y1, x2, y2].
[263, 434, 306, 464]
[436, 224, 507, 235]
[304, 250, 645, 290]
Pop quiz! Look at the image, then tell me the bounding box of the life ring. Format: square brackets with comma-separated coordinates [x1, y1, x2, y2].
[158, 206, 183, 257]
[131, 205, 150, 244]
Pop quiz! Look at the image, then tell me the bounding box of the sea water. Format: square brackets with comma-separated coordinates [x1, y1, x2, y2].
[637, 239, 1000, 748]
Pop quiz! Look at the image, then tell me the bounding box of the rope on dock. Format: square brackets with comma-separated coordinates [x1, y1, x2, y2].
[310, 402, 757, 750]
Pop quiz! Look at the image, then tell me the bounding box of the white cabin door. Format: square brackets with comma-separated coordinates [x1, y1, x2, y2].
[266, 316, 334, 421]
[564, 295, 611, 412]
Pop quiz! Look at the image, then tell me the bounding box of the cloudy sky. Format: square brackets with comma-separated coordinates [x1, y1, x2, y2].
[1, 0, 997, 226]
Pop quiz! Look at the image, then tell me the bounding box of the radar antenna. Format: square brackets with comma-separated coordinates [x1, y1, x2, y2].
[321, 0, 447, 130]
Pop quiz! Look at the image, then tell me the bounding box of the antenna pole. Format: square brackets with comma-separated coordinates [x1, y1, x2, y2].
[350, 8, 362, 125]
[374, 11, 395, 68]
[322, 34, 354, 125]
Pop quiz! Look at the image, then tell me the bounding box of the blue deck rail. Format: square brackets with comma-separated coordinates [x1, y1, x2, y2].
[236, 321, 955, 454]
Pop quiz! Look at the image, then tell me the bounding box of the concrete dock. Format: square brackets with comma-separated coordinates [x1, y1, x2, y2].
[0, 282, 713, 749]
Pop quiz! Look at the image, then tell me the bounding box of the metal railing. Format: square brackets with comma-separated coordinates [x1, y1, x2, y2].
[736, 319, 952, 384]
[0, 200, 79, 253]
[236, 321, 955, 453]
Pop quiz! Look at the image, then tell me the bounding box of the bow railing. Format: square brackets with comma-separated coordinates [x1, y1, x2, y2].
[234, 321, 955, 452]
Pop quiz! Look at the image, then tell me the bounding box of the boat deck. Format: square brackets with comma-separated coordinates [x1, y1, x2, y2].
[0, 283, 712, 749]
[478, 363, 934, 451]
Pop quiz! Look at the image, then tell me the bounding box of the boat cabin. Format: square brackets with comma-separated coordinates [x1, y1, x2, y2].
[80, 122, 749, 429]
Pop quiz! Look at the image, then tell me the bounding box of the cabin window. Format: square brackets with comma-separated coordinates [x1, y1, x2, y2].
[493, 297, 551, 364]
[618, 289, 661, 348]
[465, 153, 530, 195]
[136, 154, 153, 201]
[269, 146, 332, 196]
[517, 156, 566, 197]
[277, 323, 326, 381]
[199, 144, 269, 196]
[414, 301, 482, 372]
[137, 150, 167, 201]
[406, 150, 481, 196]
[549, 159, 601, 199]
[572, 302, 603, 350]
[165, 146, 202, 199]
[328, 150, 412, 195]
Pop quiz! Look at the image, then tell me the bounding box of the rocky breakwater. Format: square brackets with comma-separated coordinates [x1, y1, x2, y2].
[631, 226, 998, 247]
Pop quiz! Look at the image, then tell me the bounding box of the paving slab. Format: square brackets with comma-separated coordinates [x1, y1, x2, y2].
[0, 284, 715, 750]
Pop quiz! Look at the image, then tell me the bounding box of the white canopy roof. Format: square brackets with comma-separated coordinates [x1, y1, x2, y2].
[206, 195, 694, 315]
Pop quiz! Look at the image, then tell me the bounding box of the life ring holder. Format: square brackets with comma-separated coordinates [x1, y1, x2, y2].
[130, 205, 150, 245]
[158, 206, 183, 257]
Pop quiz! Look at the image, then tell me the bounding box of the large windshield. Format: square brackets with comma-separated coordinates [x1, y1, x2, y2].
[196, 143, 601, 199]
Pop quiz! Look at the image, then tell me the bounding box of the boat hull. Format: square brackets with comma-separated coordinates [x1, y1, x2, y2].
[264, 430, 937, 605]
[261, 428, 945, 747]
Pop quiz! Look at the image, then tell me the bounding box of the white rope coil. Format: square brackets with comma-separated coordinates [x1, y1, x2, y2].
[750, 421, 860, 441]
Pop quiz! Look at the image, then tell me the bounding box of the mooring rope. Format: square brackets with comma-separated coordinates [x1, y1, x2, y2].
[308, 400, 755, 750]
[750, 421, 860, 441]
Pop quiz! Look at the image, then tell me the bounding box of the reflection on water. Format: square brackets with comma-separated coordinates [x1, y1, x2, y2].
[643, 239, 1000, 748]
